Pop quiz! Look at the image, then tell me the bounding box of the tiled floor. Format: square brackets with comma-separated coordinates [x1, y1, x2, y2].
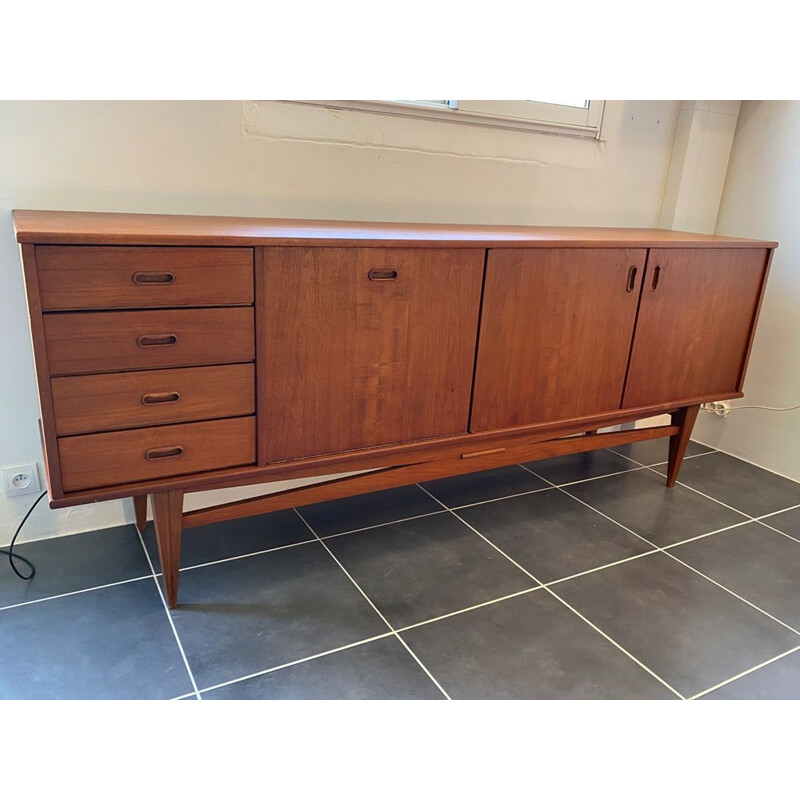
[2, 438, 800, 700]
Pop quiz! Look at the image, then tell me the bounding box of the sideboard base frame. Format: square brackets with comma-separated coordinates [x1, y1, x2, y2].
[144, 404, 699, 608]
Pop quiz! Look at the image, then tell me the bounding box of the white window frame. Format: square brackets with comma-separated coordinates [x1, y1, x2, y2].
[291, 100, 606, 139]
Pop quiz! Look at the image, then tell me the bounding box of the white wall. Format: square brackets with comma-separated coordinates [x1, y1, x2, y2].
[0, 100, 680, 544]
[692, 101, 800, 481]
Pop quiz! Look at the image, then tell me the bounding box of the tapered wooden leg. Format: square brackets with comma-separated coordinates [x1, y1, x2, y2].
[152, 490, 184, 609]
[133, 495, 148, 533]
[666, 404, 700, 488]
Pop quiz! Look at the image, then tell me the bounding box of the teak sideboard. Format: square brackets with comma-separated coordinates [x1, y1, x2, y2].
[13, 211, 778, 608]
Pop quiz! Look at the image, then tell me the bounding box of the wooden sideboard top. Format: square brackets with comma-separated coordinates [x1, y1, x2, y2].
[13, 210, 778, 249]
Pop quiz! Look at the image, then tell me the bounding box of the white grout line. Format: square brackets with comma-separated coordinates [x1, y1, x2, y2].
[395, 585, 544, 634]
[542, 551, 659, 588]
[135, 529, 202, 701]
[659, 520, 755, 551]
[610, 447, 716, 469]
[756, 502, 800, 523]
[196, 631, 397, 696]
[292, 507, 452, 700]
[416, 482, 685, 699]
[176, 537, 318, 572]
[449, 484, 552, 510]
[317, 509, 447, 540]
[552, 464, 651, 489]
[0, 574, 153, 613]
[688, 643, 800, 700]
[170, 691, 198, 701]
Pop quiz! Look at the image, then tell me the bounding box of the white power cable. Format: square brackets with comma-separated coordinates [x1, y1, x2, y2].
[729, 403, 800, 412]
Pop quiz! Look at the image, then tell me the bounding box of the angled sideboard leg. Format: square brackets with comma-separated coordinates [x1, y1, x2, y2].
[152, 490, 184, 609]
[133, 495, 148, 533]
[666, 404, 701, 488]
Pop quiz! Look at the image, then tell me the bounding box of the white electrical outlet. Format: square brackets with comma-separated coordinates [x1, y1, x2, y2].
[2, 464, 41, 497]
[701, 401, 731, 418]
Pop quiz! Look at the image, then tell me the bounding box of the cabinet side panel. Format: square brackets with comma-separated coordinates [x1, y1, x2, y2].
[736, 247, 775, 391]
[259, 247, 484, 462]
[20, 244, 64, 499]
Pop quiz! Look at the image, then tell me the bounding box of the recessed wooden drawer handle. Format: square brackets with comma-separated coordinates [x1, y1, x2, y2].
[141, 391, 181, 406]
[132, 271, 175, 285]
[144, 445, 184, 461]
[137, 333, 178, 347]
[651, 265, 662, 291]
[368, 269, 398, 281]
[461, 447, 506, 459]
[626, 265, 638, 293]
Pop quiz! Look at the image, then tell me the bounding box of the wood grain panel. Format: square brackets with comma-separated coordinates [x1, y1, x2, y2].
[260, 247, 484, 462]
[13, 210, 778, 249]
[36, 246, 254, 310]
[44, 307, 254, 375]
[622, 248, 769, 408]
[58, 416, 255, 491]
[52, 364, 255, 435]
[471, 248, 646, 431]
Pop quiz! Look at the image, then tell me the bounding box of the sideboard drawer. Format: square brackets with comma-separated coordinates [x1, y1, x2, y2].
[52, 364, 256, 435]
[44, 307, 255, 375]
[36, 246, 254, 310]
[58, 416, 256, 491]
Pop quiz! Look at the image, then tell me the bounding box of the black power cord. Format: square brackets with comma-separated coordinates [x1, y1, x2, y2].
[0, 490, 46, 580]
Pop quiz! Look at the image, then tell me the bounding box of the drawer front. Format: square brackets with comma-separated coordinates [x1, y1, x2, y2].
[52, 364, 255, 435]
[59, 417, 256, 491]
[44, 307, 255, 375]
[36, 246, 254, 310]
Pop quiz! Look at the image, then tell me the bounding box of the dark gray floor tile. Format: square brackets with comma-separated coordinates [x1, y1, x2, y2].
[324, 513, 534, 629]
[554, 552, 798, 698]
[402, 590, 675, 699]
[610, 438, 712, 466]
[0, 579, 192, 699]
[566, 469, 747, 547]
[205, 636, 443, 700]
[421, 466, 547, 508]
[671, 522, 800, 630]
[170, 541, 387, 690]
[143, 509, 314, 570]
[299, 485, 443, 537]
[457, 488, 655, 583]
[526, 449, 638, 486]
[761, 506, 800, 538]
[702, 650, 800, 699]
[0, 524, 151, 608]
[655, 452, 800, 518]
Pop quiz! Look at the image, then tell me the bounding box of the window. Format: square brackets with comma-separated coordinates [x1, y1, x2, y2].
[294, 99, 605, 139]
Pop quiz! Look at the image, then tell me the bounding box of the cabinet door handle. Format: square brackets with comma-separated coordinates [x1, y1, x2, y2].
[145, 445, 184, 461]
[651, 265, 662, 291]
[132, 271, 175, 285]
[368, 269, 398, 281]
[626, 265, 638, 293]
[137, 333, 178, 347]
[141, 391, 181, 406]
